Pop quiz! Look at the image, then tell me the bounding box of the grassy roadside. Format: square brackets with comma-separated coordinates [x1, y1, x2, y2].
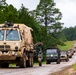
[51, 64, 76, 75]
[73, 64, 76, 71]
[58, 41, 74, 51]
[51, 66, 71, 75]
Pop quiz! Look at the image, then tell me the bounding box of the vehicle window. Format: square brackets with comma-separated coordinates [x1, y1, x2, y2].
[61, 52, 66, 55]
[6, 30, 20, 41]
[46, 49, 57, 54]
[0, 30, 4, 41]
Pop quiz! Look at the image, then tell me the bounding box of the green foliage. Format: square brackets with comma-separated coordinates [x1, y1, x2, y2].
[73, 64, 76, 71]
[62, 26, 76, 41]
[33, 0, 63, 49]
[3, 5, 18, 22]
[35, 0, 63, 28]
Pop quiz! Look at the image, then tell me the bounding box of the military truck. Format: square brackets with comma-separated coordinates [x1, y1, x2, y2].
[60, 51, 69, 62]
[46, 48, 60, 64]
[0, 22, 34, 68]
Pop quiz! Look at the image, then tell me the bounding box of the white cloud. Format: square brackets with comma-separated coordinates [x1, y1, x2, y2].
[6, 0, 40, 10]
[54, 0, 76, 27]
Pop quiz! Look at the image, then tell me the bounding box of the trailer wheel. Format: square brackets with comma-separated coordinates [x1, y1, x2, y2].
[19, 53, 26, 68]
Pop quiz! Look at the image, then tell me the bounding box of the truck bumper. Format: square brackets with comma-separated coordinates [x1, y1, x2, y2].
[0, 54, 22, 60]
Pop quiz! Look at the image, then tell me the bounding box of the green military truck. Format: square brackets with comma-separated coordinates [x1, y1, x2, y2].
[46, 48, 61, 64]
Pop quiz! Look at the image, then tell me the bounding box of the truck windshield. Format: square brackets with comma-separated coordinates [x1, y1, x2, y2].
[46, 49, 57, 54]
[61, 52, 66, 55]
[0, 30, 4, 41]
[6, 30, 20, 41]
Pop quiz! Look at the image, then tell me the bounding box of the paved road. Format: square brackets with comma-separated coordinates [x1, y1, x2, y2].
[0, 53, 76, 75]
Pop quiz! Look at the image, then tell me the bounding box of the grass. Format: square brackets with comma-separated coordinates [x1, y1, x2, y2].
[58, 41, 74, 51]
[73, 64, 76, 70]
[9, 61, 46, 67]
[34, 61, 46, 66]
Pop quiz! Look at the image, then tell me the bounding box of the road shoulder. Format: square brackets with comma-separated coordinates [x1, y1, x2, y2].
[51, 65, 76, 75]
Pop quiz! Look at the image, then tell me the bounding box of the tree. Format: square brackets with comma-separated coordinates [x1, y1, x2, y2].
[0, 0, 7, 23]
[3, 4, 18, 23]
[34, 0, 63, 47]
[0, 0, 7, 9]
[36, 0, 62, 28]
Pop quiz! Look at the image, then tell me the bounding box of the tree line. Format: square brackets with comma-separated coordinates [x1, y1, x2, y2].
[61, 26, 76, 41]
[0, 0, 64, 49]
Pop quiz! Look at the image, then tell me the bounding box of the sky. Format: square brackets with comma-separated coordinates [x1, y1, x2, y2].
[6, 0, 76, 28]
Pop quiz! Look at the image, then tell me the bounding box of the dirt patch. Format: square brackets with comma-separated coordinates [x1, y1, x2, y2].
[50, 66, 76, 75]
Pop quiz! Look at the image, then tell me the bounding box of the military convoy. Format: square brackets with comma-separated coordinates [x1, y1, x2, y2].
[0, 21, 75, 68]
[46, 47, 75, 64]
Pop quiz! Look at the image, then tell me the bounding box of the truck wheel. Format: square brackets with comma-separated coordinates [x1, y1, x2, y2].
[1, 63, 9, 68]
[57, 59, 60, 64]
[19, 53, 26, 68]
[29, 57, 33, 67]
[46, 60, 50, 64]
[66, 58, 69, 62]
[26, 53, 33, 67]
[39, 61, 42, 66]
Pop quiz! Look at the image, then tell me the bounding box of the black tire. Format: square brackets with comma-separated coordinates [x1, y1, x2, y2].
[66, 58, 69, 62]
[1, 63, 9, 68]
[29, 57, 33, 67]
[19, 53, 26, 68]
[57, 59, 60, 64]
[46, 60, 50, 64]
[39, 61, 42, 66]
[70, 56, 72, 58]
[26, 53, 33, 67]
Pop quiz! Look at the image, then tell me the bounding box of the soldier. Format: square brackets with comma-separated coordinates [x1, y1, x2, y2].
[34, 42, 43, 66]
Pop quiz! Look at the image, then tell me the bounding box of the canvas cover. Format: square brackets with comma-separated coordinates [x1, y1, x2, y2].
[14, 24, 34, 50]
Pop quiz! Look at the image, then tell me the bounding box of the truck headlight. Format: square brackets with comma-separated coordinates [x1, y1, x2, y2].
[15, 43, 19, 46]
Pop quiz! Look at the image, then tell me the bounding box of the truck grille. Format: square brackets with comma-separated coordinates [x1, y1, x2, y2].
[61, 56, 65, 58]
[0, 45, 10, 50]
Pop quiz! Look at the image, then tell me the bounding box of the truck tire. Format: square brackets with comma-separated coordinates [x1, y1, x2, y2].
[66, 58, 69, 62]
[1, 63, 9, 68]
[39, 61, 42, 66]
[19, 53, 26, 68]
[26, 53, 33, 67]
[29, 57, 33, 67]
[57, 59, 60, 64]
[46, 60, 50, 64]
